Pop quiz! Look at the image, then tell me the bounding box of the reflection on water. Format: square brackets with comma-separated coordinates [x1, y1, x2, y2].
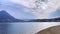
[0, 22, 60, 34]
[0, 23, 8, 34]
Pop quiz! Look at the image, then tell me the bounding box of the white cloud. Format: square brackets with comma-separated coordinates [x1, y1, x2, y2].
[10, 0, 60, 19]
[32, 0, 59, 19]
[10, 0, 34, 8]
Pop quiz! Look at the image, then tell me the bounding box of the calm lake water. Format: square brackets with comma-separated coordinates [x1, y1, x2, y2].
[0, 22, 60, 34]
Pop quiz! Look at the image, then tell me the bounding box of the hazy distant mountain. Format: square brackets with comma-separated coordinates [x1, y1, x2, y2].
[0, 10, 60, 22]
[28, 17, 60, 22]
[0, 10, 24, 22]
[0, 10, 15, 19]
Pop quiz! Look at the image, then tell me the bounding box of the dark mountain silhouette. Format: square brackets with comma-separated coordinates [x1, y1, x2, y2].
[27, 17, 60, 22]
[0, 10, 24, 22]
[0, 10, 15, 19]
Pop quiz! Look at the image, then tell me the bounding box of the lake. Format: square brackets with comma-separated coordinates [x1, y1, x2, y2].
[0, 22, 60, 34]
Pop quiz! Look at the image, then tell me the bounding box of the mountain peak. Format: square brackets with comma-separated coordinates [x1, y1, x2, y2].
[0, 10, 15, 19]
[0, 10, 25, 22]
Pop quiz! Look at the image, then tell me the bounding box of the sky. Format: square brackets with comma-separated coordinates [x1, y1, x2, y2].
[0, 0, 60, 19]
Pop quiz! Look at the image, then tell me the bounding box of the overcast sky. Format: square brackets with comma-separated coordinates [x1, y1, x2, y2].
[0, 0, 60, 19]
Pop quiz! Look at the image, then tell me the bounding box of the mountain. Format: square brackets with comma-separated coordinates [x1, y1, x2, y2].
[0, 10, 60, 22]
[0, 10, 15, 19]
[27, 17, 60, 22]
[0, 10, 24, 22]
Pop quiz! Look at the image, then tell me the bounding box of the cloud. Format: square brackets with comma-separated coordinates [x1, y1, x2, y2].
[32, 0, 59, 19]
[0, 1, 36, 19]
[1, 0, 60, 19]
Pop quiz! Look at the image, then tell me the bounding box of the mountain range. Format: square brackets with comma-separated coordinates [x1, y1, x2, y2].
[28, 18, 60, 22]
[0, 10, 60, 22]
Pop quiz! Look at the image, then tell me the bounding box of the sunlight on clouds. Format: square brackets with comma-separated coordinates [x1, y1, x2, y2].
[10, 0, 28, 7]
[32, 0, 60, 19]
[4, 0, 60, 19]
[10, 0, 35, 8]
